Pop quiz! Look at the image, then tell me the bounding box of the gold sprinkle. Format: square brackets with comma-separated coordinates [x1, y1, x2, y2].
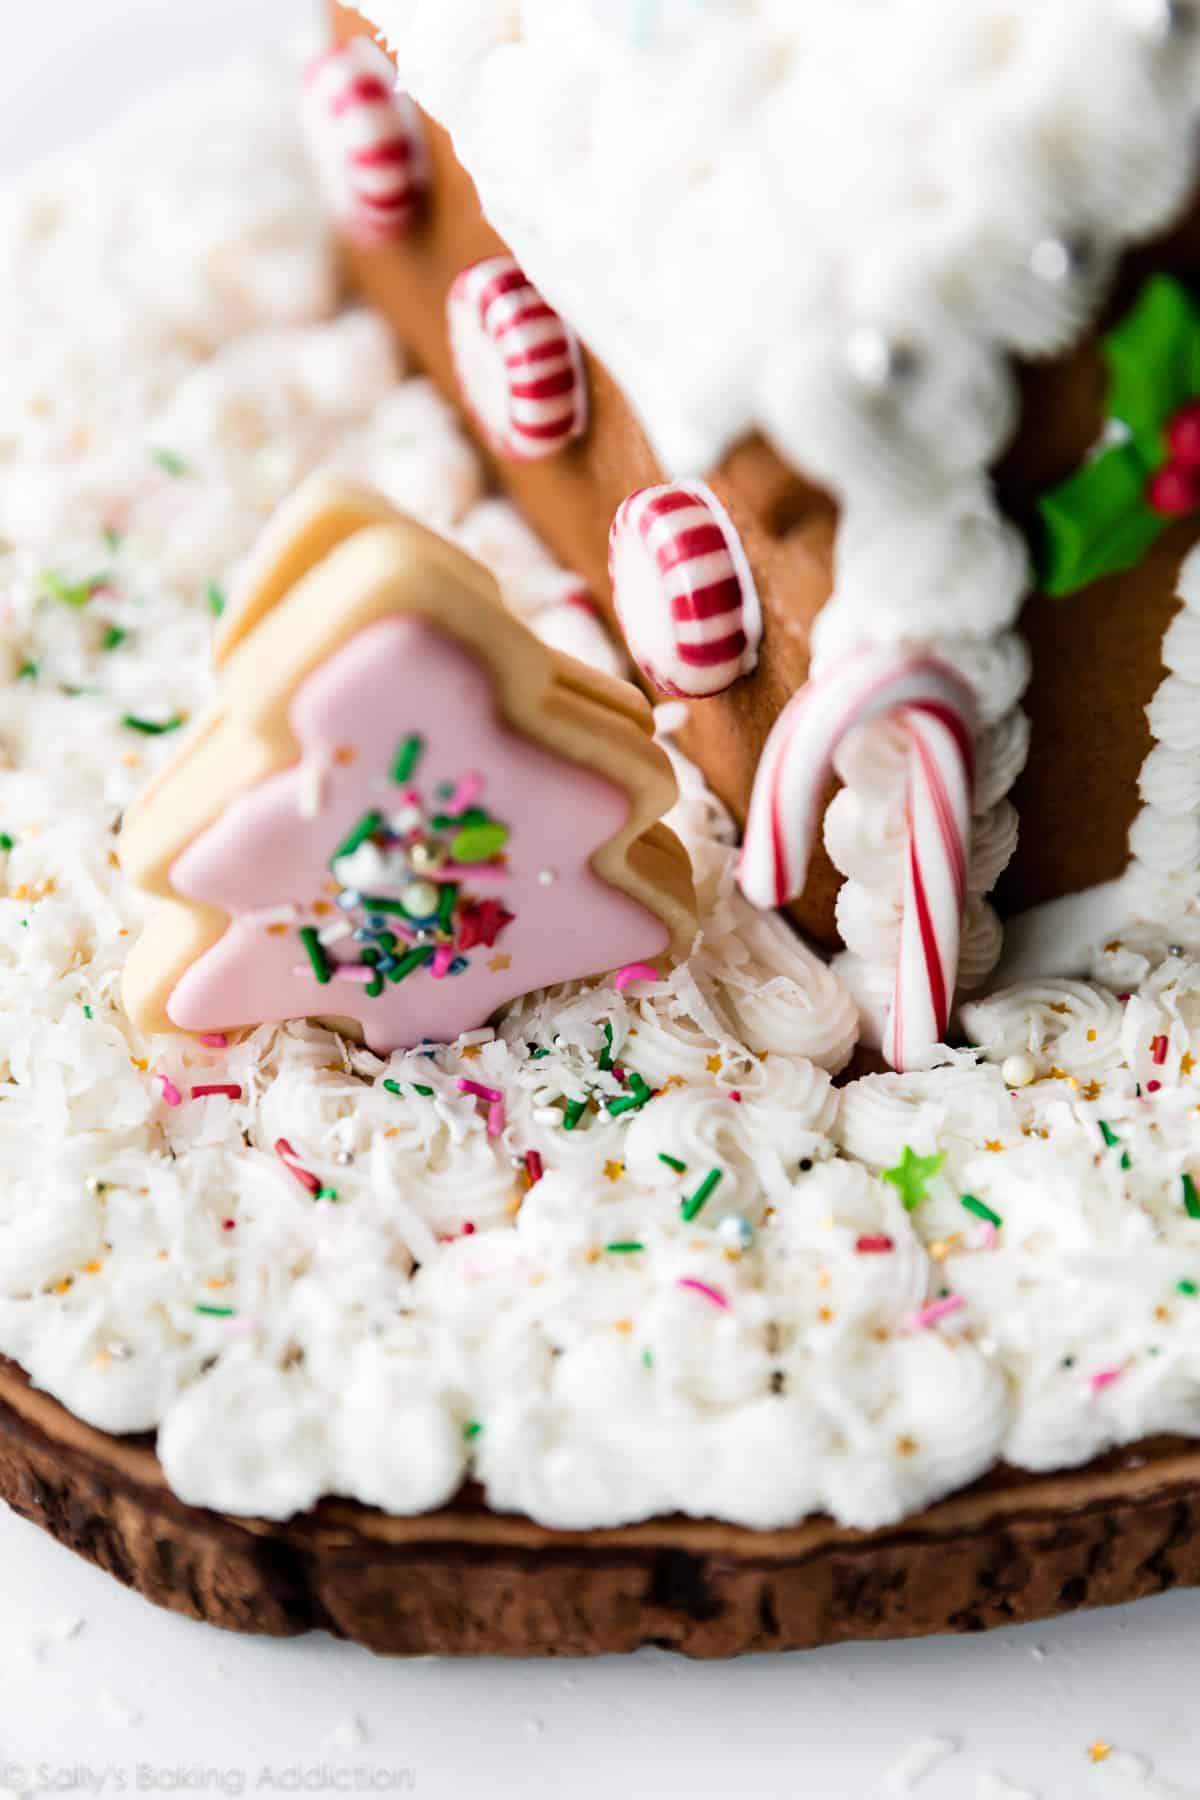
[1088, 1742, 1111, 1765]
[10, 884, 28, 900]
[1048, 1065, 1069, 1080]
[604, 1160, 625, 1183]
[54, 1278, 72, 1295]
[488, 953, 512, 973]
[662, 1075, 686, 1091]
[1081, 1080, 1103, 1102]
[384, 1127, 399, 1139]
[121, 751, 140, 769]
[1049, 1002, 1071, 1016]
[333, 745, 357, 766]
[817, 1270, 832, 1290]
[613, 1318, 633, 1334]
[984, 1139, 1003, 1153]
[585, 1248, 602, 1264]
[896, 1435, 919, 1457]
[266, 922, 288, 936]
[1067, 1076, 1079, 1090]
[1104, 940, 1122, 954]
[1182, 1052, 1196, 1077]
[82, 1259, 102, 1276]
[130, 1055, 147, 1072]
[1155, 1306, 1172, 1323]
[506, 1191, 524, 1218]
[723, 1248, 741, 1263]
[312, 900, 332, 917]
[817, 1306, 834, 1323]
[1087, 1029, 1097, 1042]
[460, 1044, 482, 1062]
[705, 1054, 723, 1074]
[91, 1352, 112, 1373]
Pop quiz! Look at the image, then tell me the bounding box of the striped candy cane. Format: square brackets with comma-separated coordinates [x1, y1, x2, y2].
[738, 646, 977, 1069]
[447, 257, 588, 462]
[303, 38, 428, 245]
[609, 482, 762, 697]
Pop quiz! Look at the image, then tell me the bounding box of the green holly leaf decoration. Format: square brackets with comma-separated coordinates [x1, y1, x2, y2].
[882, 1145, 945, 1212]
[1034, 275, 1200, 599]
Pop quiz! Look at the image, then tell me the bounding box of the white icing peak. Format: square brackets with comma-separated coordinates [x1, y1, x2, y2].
[5, 51, 1200, 1541]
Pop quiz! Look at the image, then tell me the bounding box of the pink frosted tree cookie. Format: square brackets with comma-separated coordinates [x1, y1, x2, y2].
[120, 477, 695, 1053]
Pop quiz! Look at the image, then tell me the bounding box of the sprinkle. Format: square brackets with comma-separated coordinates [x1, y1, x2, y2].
[431, 944, 456, 979]
[1184, 1174, 1200, 1219]
[206, 580, 226, 618]
[676, 1277, 728, 1309]
[386, 944, 435, 983]
[856, 1234, 894, 1254]
[156, 1074, 182, 1107]
[1087, 1742, 1111, 1766]
[194, 1304, 234, 1318]
[102, 626, 127, 651]
[598, 1021, 614, 1072]
[198, 1031, 228, 1047]
[41, 570, 109, 609]
[391, 735, 423, 783]
[0, 835, 11, 852]
[463, 1420, 483, 1440]
[103, 526, 124, 551]
[658, 1153, 687, 1173]
[910, 1295, 965, 1330]
[563, 1098, 588, 1131]
[458, 1078, 503, 1104]
[333, 810, 384, 861]
[191, 1084, 241, 1101]
[122, 713, 185, 735]
[17, 660, 38, 680]
[1098, 1120, 1131, 1169]
[275, 1138, 321, 1196]
[1178, 1279, 1198, 1296]
[1090, 1368, 1122, 1392]
[728, 1089, 742, 1102]
[487, 1100, 506, 1139]
[150, 447, 190, 477]
[298, 926, 331, 985]
[449, 772, 483, 812]
[524, 1151, 544, 1185]
[1147, 1079, 1162, 1093]
[604, 1160, 625, 1182]
[614, 962, 659, 991]
[681, 1167, 723, 1222]
[315, 1186, 339, 1203]
[883, 1146, 945, 1211]
[1152, 1034, 1169, 1065]
[83, 1004, 93, 1019]
[606, 1241, 644, 1254]
[960, 1193, 1002, 1228]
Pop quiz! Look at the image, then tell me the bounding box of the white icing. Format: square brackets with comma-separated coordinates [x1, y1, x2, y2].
[4, 52, 1200, 1541]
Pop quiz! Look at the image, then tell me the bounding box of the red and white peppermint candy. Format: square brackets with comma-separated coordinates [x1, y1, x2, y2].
[304, 38, 427, 246]
[447, 257, 588, 462]
[608, 482, 762, 698]
[738, 646, 977, 1070]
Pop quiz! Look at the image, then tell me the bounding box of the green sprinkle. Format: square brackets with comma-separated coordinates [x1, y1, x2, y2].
[102, 626, 127, 652]
[195, 1304, 234, 1318]
[206, 580, 226, 618]
[563, 1098, 588, 1131]
[599, 1022, 614, 1072]
[122, 713, 185, 735]
[1099, 1120, 1132, 1170]
[681, 1167, 723, 1223]
[383, 1078, 403, 1096]
[606, 1241, 644, 1254]
[315, 1185, 339, 1203]
[641, 1348, 654, 1369]
[431, 808, 487, 831]
[387, 944, 435, 984]
[151, 447, 190, 478]
[83, 1005, 93, 1020]
[41, 570, 109, 609]
[299, 926, 331, 985]
[383, 1078, 434, 1098]
[451, 821, 509, 864]
[333, 810, 383, 863]
[658, 1153, 687, 1174]
[356, 895, 414, 918]
[605, 1094, 641, 1118]
[960, 1193, 1003, 1229]
[1178, 1279, 1198, 1296]
[629, 1072, 652, 1104]
[17, 660, 38, 681]
[463, 1420, 483, 1441]
[1184, 1174, 1200, 1220]
[883, 1146, 945, 1211]
[436, 882, 459, 931]
[529, 1046, 550, 1060]
[391, 735, 423, 783]
[0, 834, 12, 852]
[103, 527, 124, 553]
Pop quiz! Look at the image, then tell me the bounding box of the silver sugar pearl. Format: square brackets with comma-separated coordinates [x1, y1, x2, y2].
[85, 1175, 106, 1196]
[843, 326, 919, 392]
[1029, 235, 1090, 285]
[538, 868, 558, 887]
[335, 1149, 355, 1167]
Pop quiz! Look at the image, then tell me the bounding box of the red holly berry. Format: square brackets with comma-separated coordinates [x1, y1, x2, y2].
[1167, 399, 1200, 472]
[1146, 462, 1200, 517]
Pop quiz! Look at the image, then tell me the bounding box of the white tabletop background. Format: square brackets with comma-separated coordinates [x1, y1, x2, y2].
[1, 5, 1198, 1796]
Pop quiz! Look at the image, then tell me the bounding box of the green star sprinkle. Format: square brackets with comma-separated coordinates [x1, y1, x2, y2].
[206, 580, 226, 618]
[150, 447, 190, 478]
[883, 1146, 945, 1211]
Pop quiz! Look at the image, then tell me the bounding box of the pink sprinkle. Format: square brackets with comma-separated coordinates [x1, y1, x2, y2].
[429, 862, 508, 880]
[458, 1078, 503, 1104]
[977, 1222, 998, 1250]
[1147, 1079, 1162, 1094]
[911, 1295, 965, 1330]
[615, 962, 659, 991]
[191, 1084, 242, 1101]
[198, 1032, 229, 1048]
[728, 1089, 742, 1103]
[1091, 1368, 1122, 1392]
[156, 1074, 182, 1107]
[524, 1151, 544, 1185]
[449, 772, 483, 812]
[274, 1138, 321, 1196]
[1153, 1034, 1169, 1066]
[676, 1277, 729, 1310]
[431, 944, 456, 980]
[487, 1100, 506, 1139]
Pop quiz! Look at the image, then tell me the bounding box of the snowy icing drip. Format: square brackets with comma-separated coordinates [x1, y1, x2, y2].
[362, 0, 1200, 1039]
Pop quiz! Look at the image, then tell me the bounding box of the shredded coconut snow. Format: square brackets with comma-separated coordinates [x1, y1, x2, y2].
[0, 57, 1199, 1531]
